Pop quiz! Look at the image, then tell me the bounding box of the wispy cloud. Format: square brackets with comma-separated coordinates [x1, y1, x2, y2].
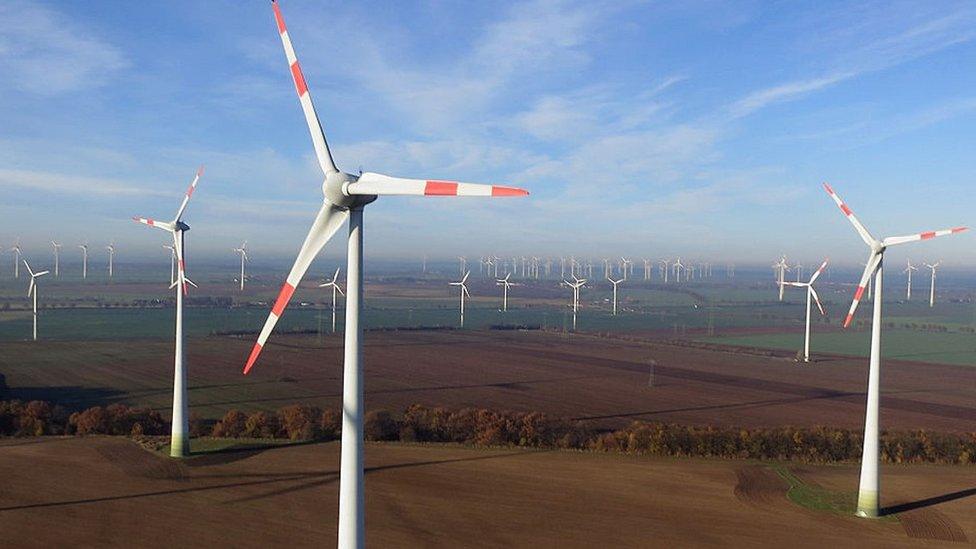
[0, 2, 127, 95]
[0, 168, 168, 197]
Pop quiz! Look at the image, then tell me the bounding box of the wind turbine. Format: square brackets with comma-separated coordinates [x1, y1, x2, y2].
[772, 256, 788, 301]
[563, 275, 586, 330]
[607, 275, 624, 316]
[496, 273, 512, 312]
[660, 259, 670, 283]
[925, 261, 941, 308]
[319, 267, 345, 333]
[450, 271, 471, 327]
[163, 244, 177, 286]
[620, 257, 631, 280]
[824, 182, 966, 518]
[240, 4, 528, 548]
[457, 256, 467, 278]
[782, 259, 828, 363]
[234, 241, 249, 291]
[106, 243, 116, 279]
[10, 243, 22, 279]
[903, 259, 917, 301]
[672, 258, 684, 283]
[23, 259, 49, 341]
[51, 241, 62, 278]
[79, 243, 89, 280]
[133, 166, 204, 458]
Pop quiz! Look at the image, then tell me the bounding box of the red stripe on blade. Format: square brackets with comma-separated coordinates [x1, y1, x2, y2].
[186, 185, 195, 198]
[843, 314, 854, 328]
[853, 286, 865, 301]
[920, 231, 935, 240]
[840, 204, 852, 216]
[491, 186, 529, 197]
[952, 227, 968, 233]
[425, 181, 458, 195]
[291, 62, 308, 96]
[272, 1, 286, 34]
[823, 183, 834, 195]
[243, 342, 263, 375]
[272, 282, 296, 317]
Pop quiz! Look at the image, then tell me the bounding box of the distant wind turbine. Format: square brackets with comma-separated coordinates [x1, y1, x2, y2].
[450, 271, 471, 327]
[903, 259, 917, 301]
[319, 267, 345, 333]
[783, 259, 828, 363]
[496, 273, 512, 312]
[24, 259, 50, 341]
[607, 275, 624, 316]
[925, 261, 941, 308]
[51, 241, 62, 278]
[234, 241, 249, 291]
[79, 243, 89, 280]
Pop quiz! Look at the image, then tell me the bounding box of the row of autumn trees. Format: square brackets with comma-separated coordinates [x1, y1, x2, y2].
[3, 399, 976, 465]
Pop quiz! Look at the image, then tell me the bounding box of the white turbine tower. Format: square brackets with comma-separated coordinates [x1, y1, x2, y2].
[319, 267, 345, 333]
[824, 182, 966, 518]
[133, 166, 204, 458]
[450, 271, 471, 327]
[163, 244, 177, 286]
[234, 241, 249, 291]
[79, 243, 89, 280]
[51, 241, 62, 278]
[925, 261, 941, 308]
[496, 273, 512, 312]
[903, 259, 917, 301]
[782, 259, 828, 363]
[240, 4, 528, 548]
[23, 259, 50, 341]
[106, 243, 116, 279]
[607, 275, 624, 316]
[10, 243, 22, 279]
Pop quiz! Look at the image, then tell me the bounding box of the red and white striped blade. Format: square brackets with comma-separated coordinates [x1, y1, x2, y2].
[243, 203, 349, 375]
[808, 259, 829, 284]
[346, 172, 528, 197]
[882, 227, 968, 247]
[272, 0, 337, 175]
[809, 286, 826, 316]
[174, 166, 204, 222]
[132, 217, 175, 232]
[843, 252, 882, 328]
[822, 183, 876, 247]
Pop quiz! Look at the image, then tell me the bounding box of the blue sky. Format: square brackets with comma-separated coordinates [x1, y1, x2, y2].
[0, 0, 974, 269]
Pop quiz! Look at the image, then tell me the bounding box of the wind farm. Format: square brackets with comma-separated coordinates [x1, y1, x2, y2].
[1, 1, 975, 548]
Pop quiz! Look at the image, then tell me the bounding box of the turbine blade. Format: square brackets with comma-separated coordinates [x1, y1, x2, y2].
[808, 259, 828, 284]
[35, 271, 50, 277]
[22, 259, 34, 277]
[27, 279, 35, 297]
[243, 203, 349, 374]
[272, 0, 338, 175]
[462, 270, 470, 283]
[882, 227, 968, 247]
[809, 286, 826, 316]
[843, 252, 882, 328]
[173, 166, 204, 222]
[822, 183, 876, 246]
[346, 172, 528, 197]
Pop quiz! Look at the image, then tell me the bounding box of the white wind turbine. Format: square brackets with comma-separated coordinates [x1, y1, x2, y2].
[163, 244, 177, 286]
[563, 275, 586, 330]
[319, 267, 345, 333]
[496, 273, 513, 312]
[824, 182, 967, 518]
[133, 166, 204, 458]
[240, 4, 528, 548]
[925, 261, 941, 308]
[10, 243, 22, 279]
[23, 259, 50, 341]
[607, 275, 624, 316]
[79, 243, 89, 280]
[660, 259, 670, 283]
[903, 259, 917, 301]
[234, 241, 249, 291]
[782, 259, 828, 363]
[106, 243, 116, 279]
[772, 256, 788, 301]
[51, 241, 62, 278]
[672, 258, 684, 282]
[450, 271, 471, 327]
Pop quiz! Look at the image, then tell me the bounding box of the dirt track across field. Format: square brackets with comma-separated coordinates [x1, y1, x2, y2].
[2, 437, 975, 548]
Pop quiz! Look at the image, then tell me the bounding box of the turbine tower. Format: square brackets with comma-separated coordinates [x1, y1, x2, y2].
[24, 260, 50, 341]
[925, 261, 940, 307]
[163, 244, 177, 286]
[106, 243, 116, 279]
[51, 241, 62, 278]
[660, 259, 670, 283]
[824, 182, 966, 518]
[240, 4, 528, 548]
[450, 271, 471, 327]
[133, 166, 204, 458]
[234, 241, 249, 291]
[607, 275, 624, 316]
[10, 243, 22, 279]
[79, 243, 89, 280]
[496, 273, 512, 312]
[903, 259, 917, 301]
[319, 267, 345, 333]
[782, 259, 828, 363]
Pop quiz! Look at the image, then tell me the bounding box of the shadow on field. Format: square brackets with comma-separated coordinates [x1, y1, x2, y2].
[0, 446, 532, 512]
[4, 386, 125, 408]
[883, 487, 976, 516]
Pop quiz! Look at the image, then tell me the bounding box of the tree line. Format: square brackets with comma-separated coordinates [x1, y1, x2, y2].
[3, 399, 976, 465]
